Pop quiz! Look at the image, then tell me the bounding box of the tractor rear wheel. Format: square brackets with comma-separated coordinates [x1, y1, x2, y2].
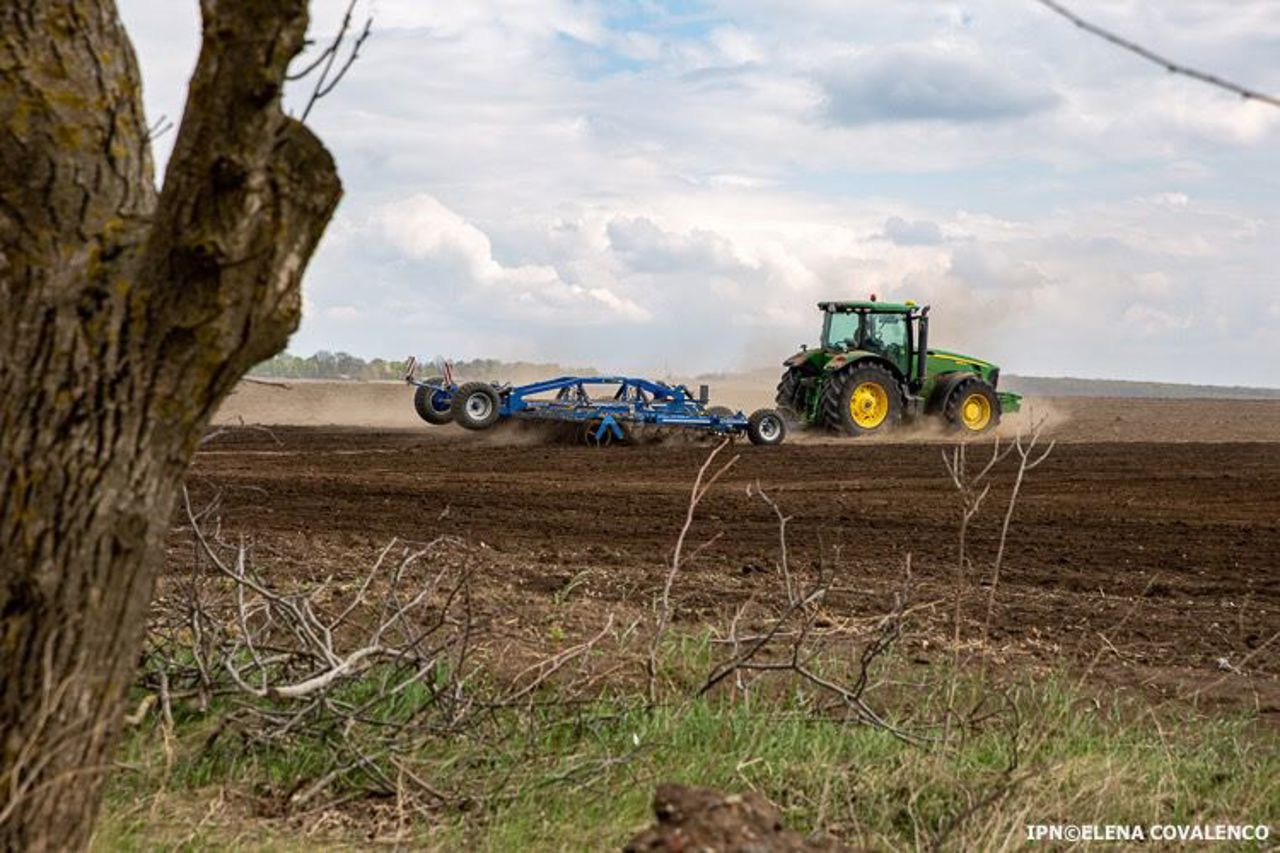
[414, 385, 454, 425]
[747, 409, 786, 446]
[775, 367, 808, 421]
[944, 378, 1000, 434]
[823, 363, 902, 436]
[450, 382, 502, 430]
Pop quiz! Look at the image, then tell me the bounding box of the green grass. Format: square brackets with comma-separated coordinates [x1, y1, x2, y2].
[95, 654, 1278, 852]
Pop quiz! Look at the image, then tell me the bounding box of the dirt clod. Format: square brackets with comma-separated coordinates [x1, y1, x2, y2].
[624, 784, 849, 852]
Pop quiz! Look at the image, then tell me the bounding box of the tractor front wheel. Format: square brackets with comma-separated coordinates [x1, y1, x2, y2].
[823, 364, 902, 436]
[414, 385, 454, 425]
[944, 378, 1000, 434]
[450, 382, 502, 430]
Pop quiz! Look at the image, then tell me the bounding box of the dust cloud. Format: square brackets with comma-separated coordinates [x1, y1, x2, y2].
[214, 380, 421, 429]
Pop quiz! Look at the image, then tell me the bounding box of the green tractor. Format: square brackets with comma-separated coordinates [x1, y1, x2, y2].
[776, 298, 1021, 435]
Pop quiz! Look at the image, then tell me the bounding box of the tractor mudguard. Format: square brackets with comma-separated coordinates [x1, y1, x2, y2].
[783, 350, 813, 368]
[926, 371, 980, 414]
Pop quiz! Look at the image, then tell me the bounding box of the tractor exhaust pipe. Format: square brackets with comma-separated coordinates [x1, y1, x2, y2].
[916, 308, 930, 386]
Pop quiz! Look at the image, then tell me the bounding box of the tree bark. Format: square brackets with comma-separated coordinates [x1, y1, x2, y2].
[0, 2, 341, 848]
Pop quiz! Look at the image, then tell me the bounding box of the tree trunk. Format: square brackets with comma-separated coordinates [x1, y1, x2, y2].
[0, 2, 342, 848]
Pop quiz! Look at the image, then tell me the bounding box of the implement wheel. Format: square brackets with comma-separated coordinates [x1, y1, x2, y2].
[414, 385, 453, 425]
[707, 406, 734, 418]
[450, 382, 502, 431]
[945, 378, 1000, 434]
[823, 363, 902, 436]
[747, 409, 786, 446]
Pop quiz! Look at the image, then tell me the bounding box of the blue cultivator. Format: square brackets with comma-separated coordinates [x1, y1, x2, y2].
[404, 357, 786, 446]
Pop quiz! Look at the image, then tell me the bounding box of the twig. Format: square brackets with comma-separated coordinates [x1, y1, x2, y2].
[504, 615, 615, 705]
[981, 417, 1055, 652]
[941, 438, 1013, 744]
[294, 0, 374, 122]
[144, 113, 175, 143]
[748, 481, 796, 606]
[648, 439, 738, 705]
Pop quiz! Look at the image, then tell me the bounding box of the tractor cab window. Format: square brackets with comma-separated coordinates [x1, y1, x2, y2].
[825, 311, 908, 355]
[823, 312, 862, 351]
[823, 310, 910, 372]
[864, 313, 906, 352]
[863, 313, 909, 371]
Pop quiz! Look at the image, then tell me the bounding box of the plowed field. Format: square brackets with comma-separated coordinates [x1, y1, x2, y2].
[185, 394, 1280, 714]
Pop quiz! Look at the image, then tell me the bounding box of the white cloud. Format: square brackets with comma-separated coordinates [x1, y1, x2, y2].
[374, 194, 648, 323]
[819, 44, 1059, 125]
[606, 216, 743, 275]
[708, 26, 765, 67]
[1123, 304, 1192, 336]
[324, 305, 361, 321]
[882, 216, 945, 246]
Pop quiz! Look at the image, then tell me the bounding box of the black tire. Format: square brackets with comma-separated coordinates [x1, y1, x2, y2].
[775, 367, 807, 420]
[450, 382, 502, 431]
[944, 378, 1000, 434]
[747, 408, 786, 446]
[706, 405, 734, 418]
[414, 384, 454, 425]
[822, 363, 902, 436]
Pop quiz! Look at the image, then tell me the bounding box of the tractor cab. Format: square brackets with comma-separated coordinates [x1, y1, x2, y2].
[819, 299, 924, 387]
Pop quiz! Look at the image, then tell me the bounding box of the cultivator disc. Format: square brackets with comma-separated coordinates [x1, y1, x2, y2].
[625, 424, 727, 446]
[579, 418, 626, 447]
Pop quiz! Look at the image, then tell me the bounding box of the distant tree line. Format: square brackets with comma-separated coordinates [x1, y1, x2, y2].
[250, 352, 600, 381]
[249, 351, 410, 380]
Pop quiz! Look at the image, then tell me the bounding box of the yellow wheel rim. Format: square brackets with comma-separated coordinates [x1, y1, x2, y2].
[850, 381, 890, 429]
[960, 393, 992, 431]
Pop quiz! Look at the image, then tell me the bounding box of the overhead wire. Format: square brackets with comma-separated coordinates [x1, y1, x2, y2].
[1033, 0, 1280, 108]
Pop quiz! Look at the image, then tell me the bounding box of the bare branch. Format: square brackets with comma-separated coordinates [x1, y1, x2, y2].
[747, 482, 796, 606]
[293, 1, 375, 122]
[647, 439, 739, 705]
[504, 614, 615, 705]
[144, 113, 174, 143]
[981, 415, 1055, 649]
[941, 436, 1014, 745]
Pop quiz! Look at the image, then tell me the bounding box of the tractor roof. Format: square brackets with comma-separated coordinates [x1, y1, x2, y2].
[818, 300, 922, 313]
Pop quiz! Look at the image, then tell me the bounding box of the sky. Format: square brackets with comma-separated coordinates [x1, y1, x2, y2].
[116, 0, 1280, 384]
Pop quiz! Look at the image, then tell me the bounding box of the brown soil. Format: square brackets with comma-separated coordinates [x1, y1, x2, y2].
[188, 393, 1280, 715]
